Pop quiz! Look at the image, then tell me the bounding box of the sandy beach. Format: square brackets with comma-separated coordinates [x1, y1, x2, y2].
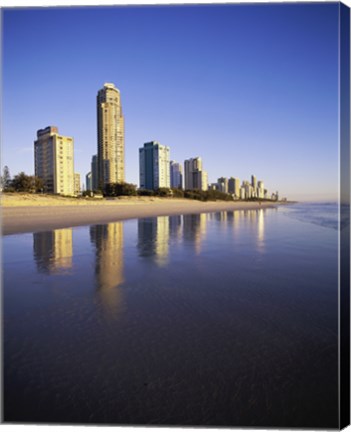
[2, 193, 278, 235]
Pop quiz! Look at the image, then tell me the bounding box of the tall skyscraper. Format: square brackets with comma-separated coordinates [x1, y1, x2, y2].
[170, 161, 183, 189]
[91, 155, 98, 191]
[257, 180, 265, 199]
[97, 83, 125, 189]
[244, 180, 253, 199]
[228, 177, 240, 197]
[74, 173, 81, 195]
[251, 175, 257, 189]
[217, 177, 228, 193]
[86, 172, 92, 191]
[139, 141, 170, 190]
[184, 157, 208, 191]
[34, 126, 74, 196]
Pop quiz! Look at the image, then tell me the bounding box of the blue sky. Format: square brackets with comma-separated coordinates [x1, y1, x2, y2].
[2, 3, 339, 200]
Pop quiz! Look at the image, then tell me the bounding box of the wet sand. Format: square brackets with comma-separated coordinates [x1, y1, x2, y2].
[2, 198, 277, 235]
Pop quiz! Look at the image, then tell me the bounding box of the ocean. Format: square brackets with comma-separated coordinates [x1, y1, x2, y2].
[3, 202, 340, 428]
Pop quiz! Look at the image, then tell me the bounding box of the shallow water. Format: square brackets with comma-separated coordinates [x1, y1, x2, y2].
[3, 204, 339, 427]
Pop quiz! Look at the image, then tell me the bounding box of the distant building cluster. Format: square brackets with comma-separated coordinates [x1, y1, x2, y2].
[33, 82, 280, 200]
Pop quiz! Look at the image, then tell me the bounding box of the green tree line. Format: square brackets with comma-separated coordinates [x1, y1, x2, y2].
[1, 166, 44, 193]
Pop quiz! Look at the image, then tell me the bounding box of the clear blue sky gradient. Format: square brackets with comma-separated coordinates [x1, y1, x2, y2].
[2, 3, 339, 200]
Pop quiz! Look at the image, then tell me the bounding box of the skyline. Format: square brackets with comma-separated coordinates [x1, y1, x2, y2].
[2, 3, 340, 201]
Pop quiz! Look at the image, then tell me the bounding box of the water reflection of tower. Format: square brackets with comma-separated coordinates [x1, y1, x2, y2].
[138, 217, 170, 266]
[90, 222, 124, 312]
[257, 208, 265, 251]
[182, 213, 207, 254]
[33, 228, 73, 274]
[168, 215, 182, 242]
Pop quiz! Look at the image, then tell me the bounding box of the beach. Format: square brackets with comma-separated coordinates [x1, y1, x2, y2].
[2, 193, 278, 235]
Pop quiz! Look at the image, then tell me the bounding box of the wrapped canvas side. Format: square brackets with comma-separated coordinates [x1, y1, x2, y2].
[340, 2, 350, 429]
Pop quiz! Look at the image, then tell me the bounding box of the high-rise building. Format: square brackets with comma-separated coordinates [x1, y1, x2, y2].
[91, 155, 98, 191]
[257, 180, 265, 199]
[74, 173, 81, 195]
[170, 161, 183, 189]
[217, 177, 228, 193]
[86, 172, 92, 191]
[244, 181, 253, 199]
[251, 175, 257, 189]
[228, 177, 240, 197]
[139, 141, 170, 190]
[34, 126, 74, 196]
[184, 157, 208, 191]
[97, 83, 125, 188]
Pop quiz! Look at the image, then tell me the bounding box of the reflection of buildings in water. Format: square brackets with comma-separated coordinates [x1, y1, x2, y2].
[168, 215, 182, 242]
[138, 216, 170, 266]
[214, 211, 228, 223]
[155, 216, 169, 266]
[33, 228, 73, 274]
[90, 222, 124, 313]
[227, 208, 266, 251]
[257, 208, 265, 251]
[182, 213, 207, 254]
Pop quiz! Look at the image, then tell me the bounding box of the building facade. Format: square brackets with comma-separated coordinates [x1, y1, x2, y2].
[74, 173, 81, 195]
[184, 157, 208, 191]
[251, 175, 257, 190]
[217, 177, 228, 193]
[257, 180, 265, 199]
[34, 126, 74, 196]
[97, 83, 125, 188]
[86, 172, 92, 191]
[170, 161, 183, 189]
[228, 177, 240, 197]
[139, 141, 170, 190]
[244, 181, 254, 199]
[91, 155, 98, 191]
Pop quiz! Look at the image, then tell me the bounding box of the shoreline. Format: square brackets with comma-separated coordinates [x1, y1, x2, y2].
[1, 197, 283, 236]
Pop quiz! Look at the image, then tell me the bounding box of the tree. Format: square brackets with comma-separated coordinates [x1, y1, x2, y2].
[155, 188, 173, 197]
[104, 182, 137, 197]
[1, 166, 11, 190]
[11, 172, 44, 193]
[171, 188, 184, 198]
[137, 189, 155, 196]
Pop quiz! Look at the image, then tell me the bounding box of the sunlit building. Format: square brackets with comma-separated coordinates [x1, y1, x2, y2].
[257, 180, 265, 199]
[97, 83, 125, 188]
[34, 126, 75, 196]
[74, 173, 81, 195]
[86, 172, 92, 191]
[139, 141, 170, 190]
[91, 154, 98, 191]
[170, 161, 183, 189]
[184, 157, 208, 191]
[228, 177, 240, 198]
[251, 175, 257, 189]
[244, 181, 254, 199]
[217, 177, 228, 194]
